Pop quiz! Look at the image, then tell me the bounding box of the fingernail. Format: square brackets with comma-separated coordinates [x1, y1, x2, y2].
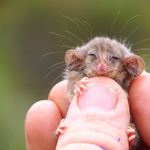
[77, 83, 118, 112]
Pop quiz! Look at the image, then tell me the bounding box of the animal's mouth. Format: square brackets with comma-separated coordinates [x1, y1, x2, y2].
[96, 69, 113, 76]
[97, 71, 110, 76]
[97, 72, 108, 76]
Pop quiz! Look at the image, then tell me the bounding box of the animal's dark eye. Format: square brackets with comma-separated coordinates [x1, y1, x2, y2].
[88, 53, 97, 59]
[112, 56, 119, 60]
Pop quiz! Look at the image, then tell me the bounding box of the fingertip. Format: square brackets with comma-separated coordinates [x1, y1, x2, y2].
[25, 100, 61, 150]
[48, 80, 68, 100]
[129, 74, 150, 112]
[129, 74, 150, 147]
[48, 80, 69, 117]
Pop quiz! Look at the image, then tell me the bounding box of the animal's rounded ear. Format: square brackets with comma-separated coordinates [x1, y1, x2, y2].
[124, 55, 145, 77]
[65, 50, 76, 65]
[65, 50, 84, 71]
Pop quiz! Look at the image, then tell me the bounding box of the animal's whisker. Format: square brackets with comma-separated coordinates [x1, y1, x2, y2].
[63, 15, 88, 41]
[41, 52, 65, 58]
[143, 58, 150, 61]
[132, 38, 150, 46]
[74, 17, 93, 39]
[133, 48, 150, 52]
[82, 20, 95, 36]
[124, 25, 141, 42]
[64, 30, 79, 39]
[48, 61, 65, 70]
[110, 10, 121, 32]
[49, 31, 79, 45]
[64, 30, 84, 43]
[118, 14, 141, 37]
[140, 54, 150, 58]
[51, 72, 64, 85]
[44, 64, 66, 80]
[61, 44, 75, 49]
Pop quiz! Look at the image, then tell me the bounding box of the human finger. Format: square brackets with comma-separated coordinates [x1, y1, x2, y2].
[25, 100, 61, 150]
[56, 77, 130, 150]
[48, 80, 70, 118]
[129, 72, 150, 148]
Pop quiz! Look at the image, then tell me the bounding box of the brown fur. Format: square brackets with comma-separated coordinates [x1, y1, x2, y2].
[64, 37, 145, 150]
[65, 37, 145, 100]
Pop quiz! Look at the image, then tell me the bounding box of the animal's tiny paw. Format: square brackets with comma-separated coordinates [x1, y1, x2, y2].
[55, 119, 68, 137]
[126, 126, 136, 147]
[74, 77, 89, 97]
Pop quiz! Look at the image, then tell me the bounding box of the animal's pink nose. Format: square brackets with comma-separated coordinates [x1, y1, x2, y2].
[98, 63, 107, 71]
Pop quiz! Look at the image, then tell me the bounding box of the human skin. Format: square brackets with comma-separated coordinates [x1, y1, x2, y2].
[129, 72, 150, 150]
[56, 77, 130, 150]
[25, 72, 150, 150]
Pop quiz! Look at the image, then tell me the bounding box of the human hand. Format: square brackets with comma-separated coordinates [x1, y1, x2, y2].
[25, 72, 150, 150]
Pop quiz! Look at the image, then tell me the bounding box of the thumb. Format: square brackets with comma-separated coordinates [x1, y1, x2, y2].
[56, 77, 130, 150]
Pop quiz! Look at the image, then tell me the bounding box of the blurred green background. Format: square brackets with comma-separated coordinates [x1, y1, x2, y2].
[1, 0, 150, 149]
